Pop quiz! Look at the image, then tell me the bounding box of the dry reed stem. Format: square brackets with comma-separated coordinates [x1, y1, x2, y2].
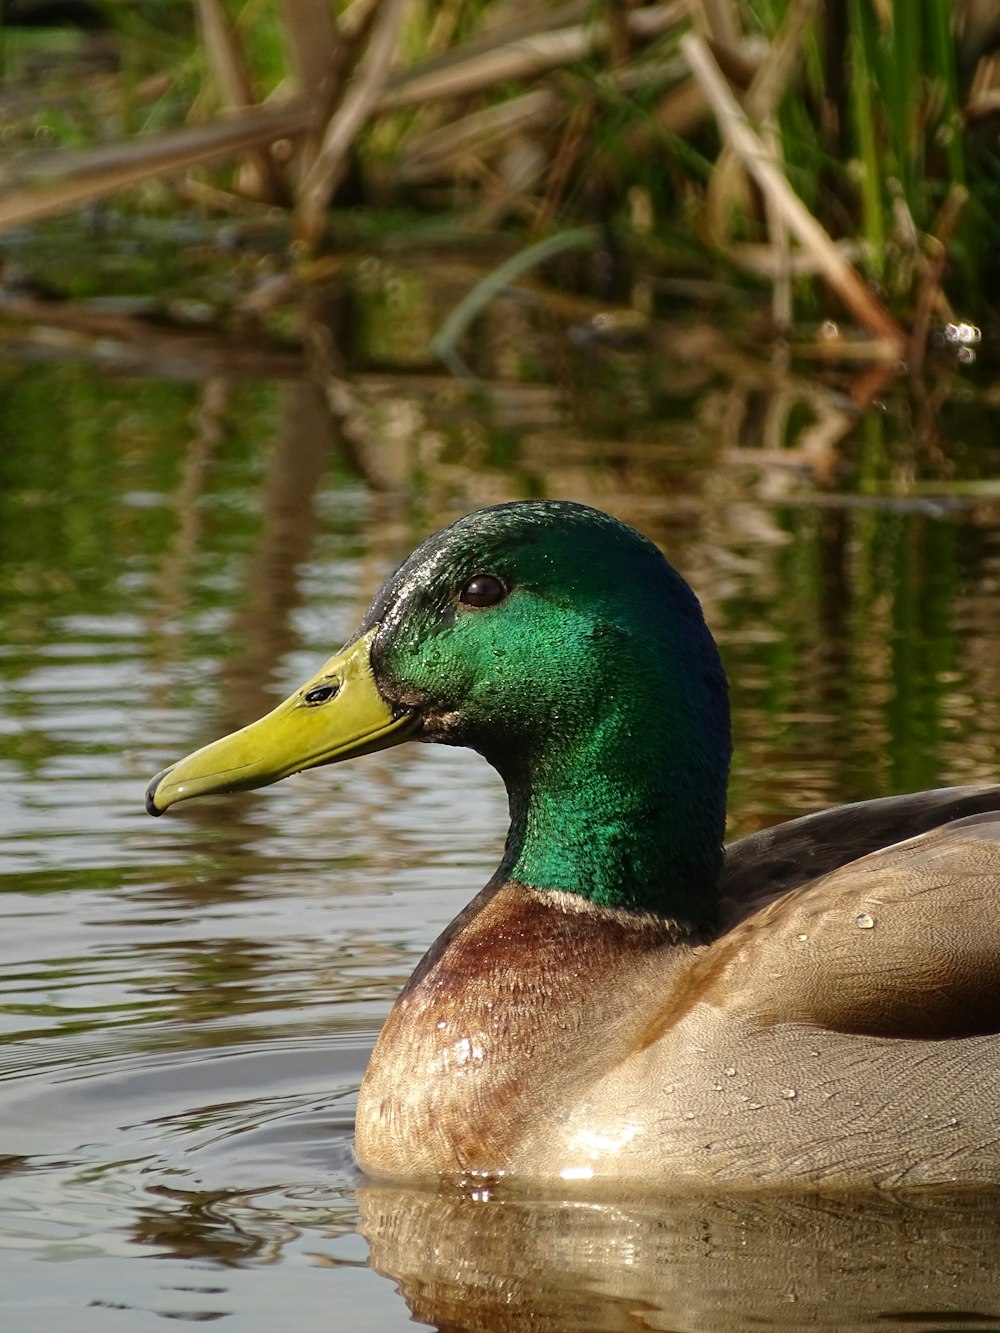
[741, 0, 820, 119]
[194, 0, 258, 107]
[607, 0, 633, 68]
[705, 0, 821, 244]
[403, 1, 589, 83]
[294, 0, 407, 250]
[0, 100, 315, 230]
[642, 77, 710, 138]
[727, 239, 869, 276]
[276, 0, 343, 182]
[378, 2, 688, 111]
[194, 0, 288, 203]
[846, 360, 900, 410]
[0, 293, 304, 378]
[0, 1, 689, 232]
[401, 89, 560, 184]
[403, 53, 692, 186]
[535, 95, 594, 232]
[682, 32, 905, 347]
[340, 0, 384, 40]
[424, 0, 473, 62]
[690, 0, 742, 50]
[278, 0, 341, 97]
[177, 177, 291, 218]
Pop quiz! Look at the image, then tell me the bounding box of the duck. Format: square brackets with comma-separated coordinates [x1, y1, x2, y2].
[146, 500, 1000, 1190]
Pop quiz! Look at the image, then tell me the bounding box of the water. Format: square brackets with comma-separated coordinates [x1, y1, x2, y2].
[2, 299, 1000, 1329]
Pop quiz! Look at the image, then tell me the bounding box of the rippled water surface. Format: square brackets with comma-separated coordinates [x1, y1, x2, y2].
[3, 322, 1000, 1329]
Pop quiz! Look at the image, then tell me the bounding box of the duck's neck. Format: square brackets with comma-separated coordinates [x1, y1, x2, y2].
[492, 705, 728, 929]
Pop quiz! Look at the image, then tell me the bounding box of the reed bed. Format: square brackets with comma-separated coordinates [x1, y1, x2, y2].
[0, 0, 997, 353]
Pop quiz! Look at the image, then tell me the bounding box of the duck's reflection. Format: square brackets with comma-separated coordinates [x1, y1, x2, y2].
[359, 1182, 1000, 1332]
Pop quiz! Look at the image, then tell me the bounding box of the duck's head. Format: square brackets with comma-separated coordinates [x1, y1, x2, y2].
[146, 501, 731, 923]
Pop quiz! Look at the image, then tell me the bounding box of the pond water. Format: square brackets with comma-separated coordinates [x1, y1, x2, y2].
[2, 268, 1000, 1329]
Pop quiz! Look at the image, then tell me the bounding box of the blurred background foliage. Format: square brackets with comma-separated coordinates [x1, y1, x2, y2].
[0, 1, 997, 342]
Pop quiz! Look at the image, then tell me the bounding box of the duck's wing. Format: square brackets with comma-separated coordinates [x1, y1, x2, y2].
[697, 811, 1000, 1041]
[720, 785, 1000, 924]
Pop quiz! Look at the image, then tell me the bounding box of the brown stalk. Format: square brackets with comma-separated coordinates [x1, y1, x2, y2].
[424, 0, 471, 62]
[335, 0, 383, 45]
[294, 0, 407, 250]
[0, 292, 304, 379]
[401, 88, 561, 185]
[378, 2, 688, 111]
[706, 0, 821, 244]
[730, 239, 869, 277]
[847, 360, 900, 410]
[0, 0, 687, 236]
[0, 101, 316, 230]
[682, 32, 905, 346]
[276, 0, 342, 181]
[534, 94, 593, 233]
[690, 0, 742, 50]
[607, 0, 633, 69]
[278, 0, 341, 97]
[194, 0, 258, 106]
[193, 0, 288, 203]
[395, 0, 589, 85]
[405, 54, 689, 187]
[636, 79, 710, 140]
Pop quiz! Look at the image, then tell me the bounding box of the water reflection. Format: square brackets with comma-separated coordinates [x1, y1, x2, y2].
[360, 1183, 1000, 1332]
[1, 265, 1000, 1327]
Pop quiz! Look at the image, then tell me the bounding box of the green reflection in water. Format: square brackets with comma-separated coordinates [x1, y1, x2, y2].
[0, 332, 999, 1328]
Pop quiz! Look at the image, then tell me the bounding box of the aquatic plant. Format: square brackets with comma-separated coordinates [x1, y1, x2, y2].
[0, 0, 995, 345]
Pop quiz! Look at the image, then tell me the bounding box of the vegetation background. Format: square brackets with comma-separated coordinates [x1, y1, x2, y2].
[0, 0, 997, 361]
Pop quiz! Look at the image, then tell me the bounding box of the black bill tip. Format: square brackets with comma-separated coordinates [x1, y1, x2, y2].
[144, 768, 171, 817]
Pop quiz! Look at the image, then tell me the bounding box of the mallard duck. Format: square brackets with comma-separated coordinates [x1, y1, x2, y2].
[146, 501, 1000, 1189]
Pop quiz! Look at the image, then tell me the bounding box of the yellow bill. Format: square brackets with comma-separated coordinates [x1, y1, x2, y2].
[145, 627, 415, 815]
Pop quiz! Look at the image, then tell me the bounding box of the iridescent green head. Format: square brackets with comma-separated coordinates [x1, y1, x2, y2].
[147, 501, 731, 927]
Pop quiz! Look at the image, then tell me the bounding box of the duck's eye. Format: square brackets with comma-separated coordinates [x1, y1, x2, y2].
[303, 682, 339, 705]
[459, 574, 507, 609]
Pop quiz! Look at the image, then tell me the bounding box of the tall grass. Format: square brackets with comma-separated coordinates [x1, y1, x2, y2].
[745, 0, 990, 305]
[1, 0, 996, 331]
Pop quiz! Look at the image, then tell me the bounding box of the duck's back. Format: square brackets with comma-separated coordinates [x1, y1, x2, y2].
[515, 796, 1000, 1188]
[706, 804, 1000, 1041]
[720, 784, 1000, 919]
